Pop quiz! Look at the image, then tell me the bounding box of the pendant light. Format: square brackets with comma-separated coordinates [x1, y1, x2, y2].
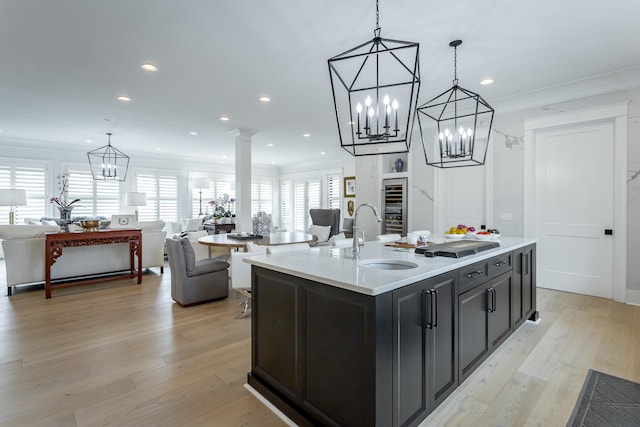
[87, 133, 130, 181]
[417, 40, 494, 168]
[328, 0, 421, 156]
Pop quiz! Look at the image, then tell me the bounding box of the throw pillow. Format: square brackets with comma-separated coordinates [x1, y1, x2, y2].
[308, 224, 331, 243]
[42, 219, 58, 226]
[180, 236, 196, 274]
[25, 219, 42, 225]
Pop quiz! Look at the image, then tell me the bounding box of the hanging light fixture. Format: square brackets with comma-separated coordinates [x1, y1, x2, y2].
[417, 40, 494, 168]
[328, 0, 421, 156]
[87, 133, 130, 181]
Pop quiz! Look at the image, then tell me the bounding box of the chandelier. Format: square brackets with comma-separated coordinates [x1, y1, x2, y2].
[328, 0, 421, 156]
[87, 133, 130, 181]
[417, 40, 494, 168]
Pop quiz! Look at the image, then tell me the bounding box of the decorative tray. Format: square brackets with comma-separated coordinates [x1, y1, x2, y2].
[226, 233, 263, 240]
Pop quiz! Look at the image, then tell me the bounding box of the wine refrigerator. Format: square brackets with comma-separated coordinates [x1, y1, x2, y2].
[381, 177, 407, 236]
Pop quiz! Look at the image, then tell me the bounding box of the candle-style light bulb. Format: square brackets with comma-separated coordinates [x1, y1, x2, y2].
[365, 96, 372, 107]
[439, 132, 444, 140]
[383, 95, 390, 106]
[356, 103, 362, 135]
[458, 127, 464, 135]
[467, 128, 473, 136]
[444, 129, 450, 137]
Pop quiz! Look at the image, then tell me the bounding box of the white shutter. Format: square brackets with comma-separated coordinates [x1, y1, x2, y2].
[136, 172, 178, 221]
[280, 179, 292, 232]
[252, 179, 273, 216]
[328, 174, 341, 210]
[294, 181, 306, 232]
[0, 164, 47, 224]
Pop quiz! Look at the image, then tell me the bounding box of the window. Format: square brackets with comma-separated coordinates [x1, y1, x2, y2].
[0, 163, 47, 224]
[280, 179, 292, 231]
[292, 178, 321, 232]
[65, 168, 120, 217]
[328, 174, 341, 210]
[252, 178, 273, 216]
[136, 172, 178, 221]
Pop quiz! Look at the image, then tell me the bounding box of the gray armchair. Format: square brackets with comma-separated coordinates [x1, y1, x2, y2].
[166, 237, 229, 306]
[309, 208, 341, 237]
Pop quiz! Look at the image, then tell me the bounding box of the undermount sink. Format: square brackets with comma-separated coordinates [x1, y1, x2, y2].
[358, 259, 419, 270]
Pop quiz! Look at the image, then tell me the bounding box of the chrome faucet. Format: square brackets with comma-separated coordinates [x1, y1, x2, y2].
[352, 203, 382, 259]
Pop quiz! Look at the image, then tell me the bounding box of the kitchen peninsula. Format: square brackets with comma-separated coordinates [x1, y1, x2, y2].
[245, 237, 537, 427]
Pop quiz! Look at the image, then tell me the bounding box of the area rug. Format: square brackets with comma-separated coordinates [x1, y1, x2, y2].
[567, 369, 640, 426]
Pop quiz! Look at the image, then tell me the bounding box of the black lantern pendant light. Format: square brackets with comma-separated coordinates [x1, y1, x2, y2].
[417, 40, 494, 168]
[87, 132, 130, 181]
[328, 0, 421, 156]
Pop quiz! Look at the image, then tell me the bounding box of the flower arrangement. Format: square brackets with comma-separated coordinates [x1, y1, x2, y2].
[209, 193, 236, 219]
[50, 168, 80, 209]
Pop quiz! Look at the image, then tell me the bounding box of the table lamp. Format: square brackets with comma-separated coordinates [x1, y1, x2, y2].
[192, 178, 209, 217]
[125, 191, 146, 221]
[0, 189, 27, 224]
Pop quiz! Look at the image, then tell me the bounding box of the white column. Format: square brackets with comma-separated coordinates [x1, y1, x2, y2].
[229, 128, 256, 233]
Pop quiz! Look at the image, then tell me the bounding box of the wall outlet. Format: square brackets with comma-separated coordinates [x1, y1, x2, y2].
[500, 212, 513, 221]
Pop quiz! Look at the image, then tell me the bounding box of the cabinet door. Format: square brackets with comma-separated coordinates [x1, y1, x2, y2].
[392, 280, 429, 427]
[428, 273, 457, 408]
[458, 281, 491, 382]
[513, 245, 536, 326]
[488, 272, 513, 349]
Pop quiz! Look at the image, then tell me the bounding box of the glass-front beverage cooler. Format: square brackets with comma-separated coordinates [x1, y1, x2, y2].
[381, 177, 407, 236]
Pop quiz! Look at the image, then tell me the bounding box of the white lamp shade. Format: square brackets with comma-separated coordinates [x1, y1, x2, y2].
[0, 189, 27, 206]
[125, 191, 147, 207]
[191, 178, 210, 189]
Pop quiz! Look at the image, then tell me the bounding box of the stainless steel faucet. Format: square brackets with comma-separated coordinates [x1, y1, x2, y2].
[352, 203, 382, 259]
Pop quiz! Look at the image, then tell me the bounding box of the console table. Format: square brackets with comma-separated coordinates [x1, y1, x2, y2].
[44, 229, 142, 299]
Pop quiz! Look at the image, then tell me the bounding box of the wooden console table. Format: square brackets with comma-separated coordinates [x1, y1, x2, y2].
[44, 229, 142, 299]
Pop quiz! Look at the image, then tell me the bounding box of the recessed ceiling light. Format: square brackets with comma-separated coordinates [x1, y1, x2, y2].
[156, 148, 161, 151]
[267, 143, 274, 147]
[222, 155, 228, 159]
[86, 139, 92, 143]
[219, 116, 230, 121]
[189, 131, 198, 135]
[117, 96, 131, 102]
[259, 96, 271, 102]
[303, 133, 311, 138]
[480, 78, 494, 86]
[140, 63, 158, 72]
[320, 151, 326, 155]
[271, 161, 276, 164]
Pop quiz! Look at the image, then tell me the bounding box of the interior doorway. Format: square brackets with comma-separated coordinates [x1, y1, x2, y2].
[524, 103, 628, 302]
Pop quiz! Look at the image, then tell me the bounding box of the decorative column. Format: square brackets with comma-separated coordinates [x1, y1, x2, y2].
[229, 128, 256, 233]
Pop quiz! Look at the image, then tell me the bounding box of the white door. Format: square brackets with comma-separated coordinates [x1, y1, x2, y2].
[534, 121, 614, 298]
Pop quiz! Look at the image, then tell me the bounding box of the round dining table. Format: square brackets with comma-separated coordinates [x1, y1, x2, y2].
[198, 232, 318, 252]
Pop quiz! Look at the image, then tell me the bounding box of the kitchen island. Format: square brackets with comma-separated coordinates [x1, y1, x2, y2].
[245, 237, 537, 427]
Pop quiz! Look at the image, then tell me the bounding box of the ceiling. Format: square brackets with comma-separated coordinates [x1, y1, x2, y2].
[1, 0, 639, 167]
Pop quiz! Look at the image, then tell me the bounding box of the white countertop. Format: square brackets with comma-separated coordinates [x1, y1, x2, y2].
[244, 236, 537, 295]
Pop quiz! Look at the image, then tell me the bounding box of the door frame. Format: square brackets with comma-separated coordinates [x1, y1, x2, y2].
[523, 103, 628, 302]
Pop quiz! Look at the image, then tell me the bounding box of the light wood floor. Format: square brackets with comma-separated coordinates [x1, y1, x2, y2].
[1, 261, 639, 427]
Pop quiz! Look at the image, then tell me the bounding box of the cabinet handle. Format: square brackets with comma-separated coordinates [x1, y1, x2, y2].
[432, 289, 438, 328]
[487, 288, 496, 312]
[465, 270, 484, 279]
[494, 261, 507, 267]
[424, 290, 433, 329]
[522, 253, 529, 275]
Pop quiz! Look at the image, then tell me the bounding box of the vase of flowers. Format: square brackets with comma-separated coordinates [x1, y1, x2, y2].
[50, 168, 80, 230]
[209, 194, 236, 223]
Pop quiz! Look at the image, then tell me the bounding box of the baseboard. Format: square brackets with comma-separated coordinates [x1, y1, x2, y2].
[626, 288, 640, 306]
[244, 383, 298, 427]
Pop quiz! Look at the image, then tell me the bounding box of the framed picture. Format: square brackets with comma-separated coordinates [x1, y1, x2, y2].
[343, 176, 356, 198]
[110, 214, 136, 228]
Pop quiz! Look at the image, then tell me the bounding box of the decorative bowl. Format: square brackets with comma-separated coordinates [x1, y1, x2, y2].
[78, 220, 101, 232]
[443, 233, 465, 240]
[475, 233, 500, 241]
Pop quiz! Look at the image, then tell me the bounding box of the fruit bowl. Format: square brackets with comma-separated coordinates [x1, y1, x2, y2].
[444, 233, 465, 240]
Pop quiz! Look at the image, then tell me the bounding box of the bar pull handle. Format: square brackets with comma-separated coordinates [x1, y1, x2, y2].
[492, 288, 496, 313]
[432, 289, 438, 328]
[424, 290, 433, 329]
[494, 261, 507, 268]
[465, 270, 484, 279]
[522, 253, 529, 275]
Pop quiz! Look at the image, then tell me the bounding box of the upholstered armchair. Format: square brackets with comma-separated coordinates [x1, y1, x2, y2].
[165, 237, 229, 306]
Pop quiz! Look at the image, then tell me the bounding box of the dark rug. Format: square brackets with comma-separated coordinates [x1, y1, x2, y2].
[567, 369, 640, 426]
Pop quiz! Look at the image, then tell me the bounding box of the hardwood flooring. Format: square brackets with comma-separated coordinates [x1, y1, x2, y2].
[0, 260, 638, 426]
